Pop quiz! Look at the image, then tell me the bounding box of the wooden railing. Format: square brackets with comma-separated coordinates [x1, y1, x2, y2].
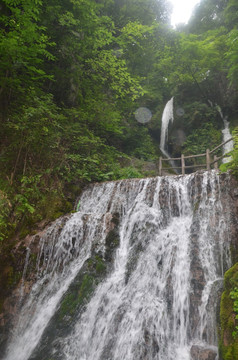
[159, 137, 233, 176]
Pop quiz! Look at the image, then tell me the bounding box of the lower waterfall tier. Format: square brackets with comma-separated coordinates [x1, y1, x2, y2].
[2, 171, 238, 360]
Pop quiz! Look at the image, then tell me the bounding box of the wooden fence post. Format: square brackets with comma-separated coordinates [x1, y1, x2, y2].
[206, 149, 211, 170]
[214, 155, 218, 170]
[159, 157, 162, 176]
[181, 154, 185, 175]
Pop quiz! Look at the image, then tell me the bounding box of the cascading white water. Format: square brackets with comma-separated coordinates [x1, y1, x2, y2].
[217, 107, 234, 163]
[3, 172, 232, 360]
[222, 118, 234, 163]
[159, 97, 178, 173]
[160, 97, 174, 153]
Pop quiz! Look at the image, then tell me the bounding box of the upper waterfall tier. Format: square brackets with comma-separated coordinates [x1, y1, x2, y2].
[160, 97, 174, 152]
[3, 172, 238, 360]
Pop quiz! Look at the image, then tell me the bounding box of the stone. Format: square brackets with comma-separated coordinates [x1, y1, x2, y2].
[190, 345, 217, 360]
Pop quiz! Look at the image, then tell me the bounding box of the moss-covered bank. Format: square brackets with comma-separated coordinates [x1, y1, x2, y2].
[219, 263, 238, 359]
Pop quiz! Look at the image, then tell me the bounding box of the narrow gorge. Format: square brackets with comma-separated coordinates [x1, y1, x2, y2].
[1, 171, 238, 360]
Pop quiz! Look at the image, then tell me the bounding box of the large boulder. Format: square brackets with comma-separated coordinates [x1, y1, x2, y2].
[190, 345, 217, 360]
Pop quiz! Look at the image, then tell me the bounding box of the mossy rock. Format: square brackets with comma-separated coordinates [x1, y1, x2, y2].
[58, 255, 107, 321]
[125, 242, 143, 284]
[104, 228, 120, 262]
[103, 212, 120, 263]
[0, 242, 28, 302]
[28, 253, 109, 360]
[219, 263, 238, 360]
[193, 200, 200, 213]
[59, 273, 95, 321]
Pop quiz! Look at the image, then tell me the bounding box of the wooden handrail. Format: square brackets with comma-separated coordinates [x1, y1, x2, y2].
[210, 152, 233, 165]
[210, 137, 233, 154]
[184, 153, 206, 159]
[165, 164, 206, 170]
[162, 157, 182, 161]
[159, 137, 233, 176]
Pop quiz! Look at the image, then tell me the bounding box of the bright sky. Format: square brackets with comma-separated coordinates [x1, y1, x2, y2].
[170, 0, 200, 27]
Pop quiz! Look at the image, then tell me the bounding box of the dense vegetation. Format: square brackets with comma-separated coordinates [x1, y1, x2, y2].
[0, 0, 238, 243]
[220, 263, 238, 359]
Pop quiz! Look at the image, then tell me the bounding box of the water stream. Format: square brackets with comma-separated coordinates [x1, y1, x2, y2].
[217, 107, 234, 163]
[222, 118, 234, 163]
[160, 97, 174, 152]
[159, 97, 179, 173]
[3, 172, 232, 360]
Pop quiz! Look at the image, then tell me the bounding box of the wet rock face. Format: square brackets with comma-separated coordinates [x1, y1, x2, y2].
[0, 208, 121, 359]
[227, 175, 238, 263]
[219, 262, 238, 360]
[0, 214, 71, 354]
[190, 345, 217, 360]
[188, 172, 238, 343]
[189, 232, 206, 340]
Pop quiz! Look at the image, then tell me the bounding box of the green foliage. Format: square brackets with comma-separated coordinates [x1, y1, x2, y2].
[113, 166, 144, 180]
[0, 0, 54, 113]
[224, 0, 238, 30]
[183, 123, 222, 162]
[226, 29, 238, 85]
[230, 287, 238, 338]
[0, 190, 12, 242]
[187, 0, 226, 34]
[179, 102, 219, 132]
[220, 263, 238, 360]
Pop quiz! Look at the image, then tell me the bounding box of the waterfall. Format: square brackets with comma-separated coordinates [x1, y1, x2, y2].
[217, 107, 234, 163]
[3, 172, 232, 360]
[160, 97, 174, 153]
[222, 118, 234, 163]
[160, 97, 178, 173]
